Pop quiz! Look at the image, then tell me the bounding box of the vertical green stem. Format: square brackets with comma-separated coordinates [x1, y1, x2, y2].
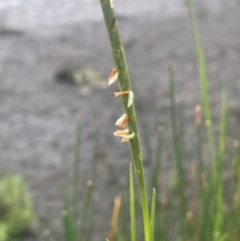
[71, 118, 81, 224]
[151, 126, 164, 193]
[186, 0, 216, 162]
[168, 64, 186, 215]
[78, 181, 94, 241]
[99, 1, 150, 240]
[150, 188, 156, 241]
[129, 163, 137, 241]
[213, 90, 228, 240]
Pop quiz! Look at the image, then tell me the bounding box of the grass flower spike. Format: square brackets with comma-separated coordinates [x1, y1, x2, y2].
[115, 114, 128, 128]
[108, 68, 119, 85]
[100, 1, 150, 240]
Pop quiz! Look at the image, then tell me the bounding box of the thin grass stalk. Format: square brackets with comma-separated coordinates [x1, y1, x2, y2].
[150, 189, 156, 241]
[195, 105, 204, 193]
[199, 181, 211, 241]
[85, 123, 101, 241]
[129, 163, 137, 241]
[78, 181, 94, 241]
[90, 122, 101, 184]
[213, 90, 228, 240]
[61, 210, 73, 241]
[195, 106, 209, 240]
[167, 63, 186, 215]
[186, 0, 215, 161]
[61, 186, 74, 241]
[99, 1, 150, 240]
[178, 102, 186, 154]
[232, 141, 240, 197]
[151, 126, 164, 193]
[71, 116, 81, 225]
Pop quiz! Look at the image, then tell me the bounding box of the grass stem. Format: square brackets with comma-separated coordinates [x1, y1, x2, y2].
[99, 1, 150, 240]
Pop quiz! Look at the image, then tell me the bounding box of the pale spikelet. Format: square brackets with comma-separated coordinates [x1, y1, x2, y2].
[108, 68, 118, 85]
[114, 90, 129, 97]
[122, 132, 135, 139]
[113, 129, 129, 137]
[108, 196, 121, 241]
[195, 105, 202, 125]
[87, 180, 93, 187]
[127, 91, 134, 107]
[114, 130, 135, 143]
[110, 0, 114, 8]
[121, 138, 129, 143]
[115, 114, 128, 128]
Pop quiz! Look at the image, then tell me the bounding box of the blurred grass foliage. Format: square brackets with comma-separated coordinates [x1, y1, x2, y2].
[0, 175, 38, 241]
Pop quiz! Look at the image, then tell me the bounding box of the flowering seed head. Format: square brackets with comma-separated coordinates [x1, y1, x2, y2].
[108, 68, 118, 85]
[127, 91, 134, 107]
[115, 114, 128, 128]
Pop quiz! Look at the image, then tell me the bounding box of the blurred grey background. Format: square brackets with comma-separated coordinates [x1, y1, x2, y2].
[0, 0, 239, 29]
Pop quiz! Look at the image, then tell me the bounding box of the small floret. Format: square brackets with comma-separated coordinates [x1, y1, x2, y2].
[115, 114, 128, 128]
[127, 91, 134, 107]
[113, 129, 129, 136]
[108, 68, 118, 85]
[114, 90, 129, 97]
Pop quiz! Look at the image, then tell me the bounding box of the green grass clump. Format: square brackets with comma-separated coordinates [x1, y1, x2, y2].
[0, 175, 38, 241]
[45, 0, 240, 241]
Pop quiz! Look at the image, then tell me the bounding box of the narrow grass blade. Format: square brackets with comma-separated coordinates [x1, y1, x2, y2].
[195, 105, 204, 192]
[129, 163, 137, 241]
[78, 180, 94, 241]
[150, 188, 156, 241]
[213, 89, 228, 240]
[232, 141, 240, 197]
[61, 186, 74, 241]
[168, 63, 186, 215]
[71, 115, 81, 222]
[90, 122, 101, 185]
[85, 122, 101, 241]
[151, 125, 164, 193]
[186, 0, 215, 161]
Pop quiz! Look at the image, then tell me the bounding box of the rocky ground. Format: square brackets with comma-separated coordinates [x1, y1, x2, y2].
[0, 2, 240, 240]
